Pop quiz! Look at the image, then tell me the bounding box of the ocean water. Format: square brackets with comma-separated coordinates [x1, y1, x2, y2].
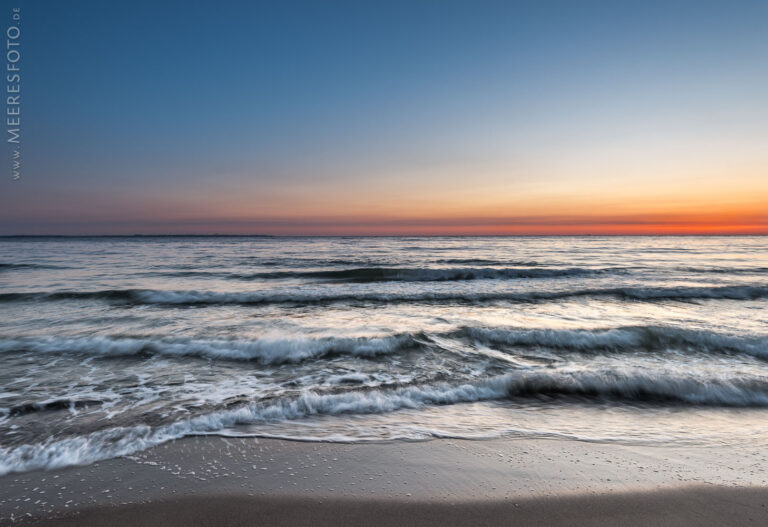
[1, 236, 768, 475]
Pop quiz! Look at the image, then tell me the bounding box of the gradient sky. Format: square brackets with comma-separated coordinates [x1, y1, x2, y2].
[1, 0, 767, 235]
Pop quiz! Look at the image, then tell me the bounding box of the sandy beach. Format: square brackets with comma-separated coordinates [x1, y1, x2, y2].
[3, 435, 768, 526]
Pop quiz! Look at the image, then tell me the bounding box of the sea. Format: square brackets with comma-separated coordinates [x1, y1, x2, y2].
[1, 235, 767, 475]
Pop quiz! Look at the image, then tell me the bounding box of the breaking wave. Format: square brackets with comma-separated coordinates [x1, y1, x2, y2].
[3, 370, 768, 475]
[2, 325, 766, 364]
[464, 325, 768, 360]
[0, 334, 413, 364]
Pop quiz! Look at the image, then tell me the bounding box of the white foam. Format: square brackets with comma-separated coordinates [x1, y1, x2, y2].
[0, 334, 412, 364]
[465, 326, 768, 359]
[0, 377, 509, 475]
[3, 370, 768, 475]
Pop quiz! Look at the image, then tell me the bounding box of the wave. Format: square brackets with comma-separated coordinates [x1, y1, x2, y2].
[0, 379, 508, 475]
[0, 334, 413, 364]
[502, 371, 768, 406]
[3, 370, 768, 474]
[3, 325, 765, 364]
[463, 325, 768, 360]
[91, 264, 768, 282]
[3, 284, 767, 306]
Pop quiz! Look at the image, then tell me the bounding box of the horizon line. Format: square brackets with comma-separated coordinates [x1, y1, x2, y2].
[2, 233, 768, 238]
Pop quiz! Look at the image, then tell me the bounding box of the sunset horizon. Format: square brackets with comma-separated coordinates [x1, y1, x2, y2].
[4, 210, 767, 236]
[2, 1, 766, 236]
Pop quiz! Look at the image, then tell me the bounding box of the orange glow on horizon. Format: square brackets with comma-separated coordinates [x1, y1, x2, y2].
[148, 209, 768, 236]
[6, 184, 766, 236]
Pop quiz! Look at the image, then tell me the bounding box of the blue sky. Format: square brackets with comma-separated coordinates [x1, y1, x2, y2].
[2, 0, 767, 234]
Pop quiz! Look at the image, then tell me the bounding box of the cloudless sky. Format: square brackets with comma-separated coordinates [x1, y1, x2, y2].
[1, 0, 767, 234]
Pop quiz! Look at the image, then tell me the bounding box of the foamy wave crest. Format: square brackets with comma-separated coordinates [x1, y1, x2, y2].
[2, 325, 765, 365]
[0, 378, 509, 475]
[3, 370, 768, 474]
[5, 326, 764, 365]
[3, 284, 767, 306]
[463, 326, 768, 360]
[0, 334, 413, 364]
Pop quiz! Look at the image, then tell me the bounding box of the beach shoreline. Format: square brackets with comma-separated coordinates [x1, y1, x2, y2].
[3, 435, 768, 525]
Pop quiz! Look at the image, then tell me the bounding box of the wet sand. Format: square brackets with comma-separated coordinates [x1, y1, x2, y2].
[2, 436, 768, 525]
[23, 487, 768, 527]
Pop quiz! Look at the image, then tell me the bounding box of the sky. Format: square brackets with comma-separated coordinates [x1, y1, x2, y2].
[1, 0, 767, 235]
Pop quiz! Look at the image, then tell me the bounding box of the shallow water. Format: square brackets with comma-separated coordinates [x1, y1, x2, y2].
[1, 236, 767, 474]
